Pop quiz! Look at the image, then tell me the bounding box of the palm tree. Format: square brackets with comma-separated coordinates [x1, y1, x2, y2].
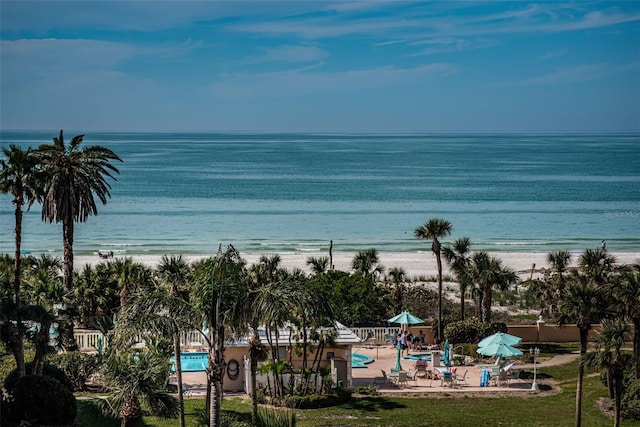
[610, 265, 640, 379]
[108, 257, 152, 309]
[85, 350, 179, 427]
[585, 320, 631, 427]
[466, 252, 518, 323]
[306, 256, 329, 275]
[156, 255, 191, 427]
[559, 277, 608, 427]
[351, 248, 385, 279]
[37, 130, 122, 349]
[414, 218, 452, 343]
[443, 237, 472, 321]
[386, 267, 406, 312]
[0, 144, 43, 376]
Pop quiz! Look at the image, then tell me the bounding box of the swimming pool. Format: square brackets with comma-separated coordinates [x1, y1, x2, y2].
[352, 353, 374, 368]
[171, 352, 208, 372]
[173, 352, 375, 371]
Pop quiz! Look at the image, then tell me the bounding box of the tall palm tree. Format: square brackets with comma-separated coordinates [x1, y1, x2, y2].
[116, 247, 249, 427]
[387, 266, 406, 309]
[443, 237, 472, 321]
[612, 265, 640, 379]
[585, 319, 631, 427]
[0, 144, 43, 376]
[466, 252, 518, 323]
[108, 257, 152, 309]
[37, 130, 122, 349]
[559, 277, 608, 427]
[156, 255, 191, 427]
[415, 218, 452, 343]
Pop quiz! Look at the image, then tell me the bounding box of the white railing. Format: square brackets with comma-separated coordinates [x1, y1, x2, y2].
[73, 329, 209, 351]
[349, 327, 397, 345]
[74, 329, 105, 351]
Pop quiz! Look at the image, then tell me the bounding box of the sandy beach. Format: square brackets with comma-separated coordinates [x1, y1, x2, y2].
[75, 251, 640, 280]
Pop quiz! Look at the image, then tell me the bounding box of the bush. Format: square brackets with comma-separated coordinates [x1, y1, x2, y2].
[3, 361, 72, 393]
[285, 388, 352, 409]
[7, 374, 77, 425]
[622, 379, 640, 421]
[443, 319, 507, 344]
[48, 351, 100, 391]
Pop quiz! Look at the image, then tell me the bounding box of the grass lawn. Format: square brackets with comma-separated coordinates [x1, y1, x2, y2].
[77, 357, 636, 427]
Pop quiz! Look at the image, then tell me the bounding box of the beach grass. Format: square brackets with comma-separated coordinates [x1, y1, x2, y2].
[77, 356, 636, 427]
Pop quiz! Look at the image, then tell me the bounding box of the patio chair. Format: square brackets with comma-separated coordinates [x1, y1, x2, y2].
[507, 368, 522, 383]
[406, 369, 419, 386]
[397, 371, 409, 388]
[440, 371, 455, 388]
[455, 369, 469, 386]
[374, 370, 390, 385]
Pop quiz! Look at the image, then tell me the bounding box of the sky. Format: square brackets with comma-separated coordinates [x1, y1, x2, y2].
[1, 1, 639, 132]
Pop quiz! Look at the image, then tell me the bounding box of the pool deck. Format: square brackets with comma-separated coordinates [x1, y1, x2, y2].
[176, 345, 578, 397]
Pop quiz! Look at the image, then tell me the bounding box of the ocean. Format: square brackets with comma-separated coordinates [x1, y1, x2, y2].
[1, 131, 638, 257]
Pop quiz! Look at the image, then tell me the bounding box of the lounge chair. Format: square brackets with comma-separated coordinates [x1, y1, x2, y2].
[374, 370, 390, 385]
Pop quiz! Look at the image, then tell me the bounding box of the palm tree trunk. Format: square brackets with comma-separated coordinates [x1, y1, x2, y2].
[614, 367, 623, 427]
[575, 328, 588, 427]
[61, 218, 78, 351]
[250, 358, 259, 423]
[482, 286, 493, 323]
[173, 331, 185, 427]
[459, 290, 465, 322]
[634, 317, 640, 380]
[209, 370, 223, 427]
[435, 251, 443, 343]
[13, 200, 26, 377]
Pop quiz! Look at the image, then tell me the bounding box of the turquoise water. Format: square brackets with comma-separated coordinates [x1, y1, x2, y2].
[351, 353, 374, 368]
[1, 132, 638, 255]
[171, 351, 373, 371]
[171, 352, 208, 372]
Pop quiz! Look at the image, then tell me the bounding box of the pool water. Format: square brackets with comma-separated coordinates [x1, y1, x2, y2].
[171, 352, 208, 372]
[352, 353, 374, 368]
[173, 352, 375, 371]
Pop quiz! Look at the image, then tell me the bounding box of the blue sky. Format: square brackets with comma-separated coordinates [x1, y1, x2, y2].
[1, 1, 639, 132]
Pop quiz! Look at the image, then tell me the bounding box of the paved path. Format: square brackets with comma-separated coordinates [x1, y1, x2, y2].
[350, 345, 579, 394]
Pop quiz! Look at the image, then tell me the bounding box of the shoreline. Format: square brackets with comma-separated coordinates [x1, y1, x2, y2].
[75, 251, 640, 279]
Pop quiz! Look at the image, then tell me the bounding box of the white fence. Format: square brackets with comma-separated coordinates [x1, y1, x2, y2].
[349, 327, 398, 344]
[74, 329, 208, 351]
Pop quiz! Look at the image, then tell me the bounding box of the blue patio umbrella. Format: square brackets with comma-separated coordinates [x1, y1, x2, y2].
[443, 340, 451, 367]
[478, 332, 522, 348]
[394, 341, 403, 371]
[476, 342, 523, 357]
[387, 311, 425, 325]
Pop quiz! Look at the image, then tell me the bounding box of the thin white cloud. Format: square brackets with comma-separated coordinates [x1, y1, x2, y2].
[540, 49, 568, 60]
[208, 62, 457, 98]
[503, 62, 640, 86]
[248, 44, 329, 63]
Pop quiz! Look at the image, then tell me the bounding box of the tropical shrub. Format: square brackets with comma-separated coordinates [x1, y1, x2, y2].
[49, 351, 100, 391]
[622, 379, 640, 421]
[3, 361, 72, 392]
[443, 319, 507, 343]
[284, 388, 351, 409]
[6, 374, 77, 425]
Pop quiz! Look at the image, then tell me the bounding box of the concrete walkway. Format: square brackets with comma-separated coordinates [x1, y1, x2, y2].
[350, 345, 579, 394]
